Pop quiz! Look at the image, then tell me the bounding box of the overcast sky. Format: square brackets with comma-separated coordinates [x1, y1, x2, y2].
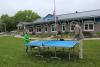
[0, 0, 100, 17]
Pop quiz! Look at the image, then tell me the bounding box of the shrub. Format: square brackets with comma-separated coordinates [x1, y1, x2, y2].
[83, 32, 93, 38]
[95, 32, 100, 37]
[57, 31, 62, 35]
[64, 31, 69, 34]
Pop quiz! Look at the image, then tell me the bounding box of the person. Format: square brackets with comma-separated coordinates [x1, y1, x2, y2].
[73, 22, 84, 59]
[57, 32, 64, 41]
[24, 32, 32, 52]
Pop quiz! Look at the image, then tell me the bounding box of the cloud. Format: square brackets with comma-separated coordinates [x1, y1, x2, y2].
[0, 0, 100, 17]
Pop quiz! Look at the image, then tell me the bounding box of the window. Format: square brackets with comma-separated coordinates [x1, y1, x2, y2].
[44, 25, 48, 33]
[29, 28, 33, 32]
[28, 26, 33, 32]
[62, 23, 66, 32]
[84, 23, 94, 31]
[70, 24, 75, 32]
[36, 25, 42, 33]
[51, 24, 57, 32]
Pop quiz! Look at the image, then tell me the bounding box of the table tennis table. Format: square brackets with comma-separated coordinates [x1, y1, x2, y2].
[26, 40, 79, 60]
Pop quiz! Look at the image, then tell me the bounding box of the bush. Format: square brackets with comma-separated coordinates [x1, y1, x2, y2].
[32, 32, 35, 35]
[32, 34, 51, 38]
[83, 32, 93, 38]
[95, 32, 100, 37]
[57, 31, 62, 35]
[68, 32, 74, 36]
[64, 31, 69, 34]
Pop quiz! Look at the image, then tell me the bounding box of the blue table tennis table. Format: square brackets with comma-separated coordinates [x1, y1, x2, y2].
[26, 40, 79, 60]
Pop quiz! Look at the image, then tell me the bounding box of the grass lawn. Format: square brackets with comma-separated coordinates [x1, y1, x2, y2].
[0, 36, 100, 67]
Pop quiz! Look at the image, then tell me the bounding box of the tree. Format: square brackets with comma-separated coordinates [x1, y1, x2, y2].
[1, 14, 16, 32]
[0, 10, 40, 32]
[0, 23, 4, 32]
[14, 10, 40, 23]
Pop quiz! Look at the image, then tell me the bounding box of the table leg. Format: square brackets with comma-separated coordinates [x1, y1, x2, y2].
[48, 47, 49, 51]
[35, 47, 43, 58]
[72, 47, 75, 59]
[51, 47, 61, 60]
[62, 48, 64, 52]
[68, 48, 71, 61]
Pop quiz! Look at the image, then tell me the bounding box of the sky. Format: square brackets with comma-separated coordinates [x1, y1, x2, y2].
[0, 0, 100, 17]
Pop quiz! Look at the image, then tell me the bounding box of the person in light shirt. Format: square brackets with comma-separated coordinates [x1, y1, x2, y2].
[73, 22, 84, 59]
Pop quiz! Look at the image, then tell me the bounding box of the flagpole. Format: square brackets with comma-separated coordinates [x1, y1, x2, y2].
[54, 0, 57, 37]
[54, 0, 56, 23]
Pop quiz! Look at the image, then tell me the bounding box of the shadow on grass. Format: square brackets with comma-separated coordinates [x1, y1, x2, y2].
[25, 49, 81, 63]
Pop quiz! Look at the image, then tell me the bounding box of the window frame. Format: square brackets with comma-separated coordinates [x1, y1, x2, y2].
[51, 24, 57, 32]
[44, 25, 48, 33]
[84, 23, 94, 31]
[70, 23, 75, 32]
[62, 23, 66, 32]
[36, 25, 42, 33]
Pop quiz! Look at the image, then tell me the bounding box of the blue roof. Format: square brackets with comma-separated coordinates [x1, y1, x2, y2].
[33, 9, 100, 24]
[33, 14, 56, 24]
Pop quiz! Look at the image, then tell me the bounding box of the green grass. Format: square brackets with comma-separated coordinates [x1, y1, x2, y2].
[0, 36, 100, 67]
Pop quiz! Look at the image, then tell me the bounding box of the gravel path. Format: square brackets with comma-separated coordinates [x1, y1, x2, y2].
[1, 34, 100, 40]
